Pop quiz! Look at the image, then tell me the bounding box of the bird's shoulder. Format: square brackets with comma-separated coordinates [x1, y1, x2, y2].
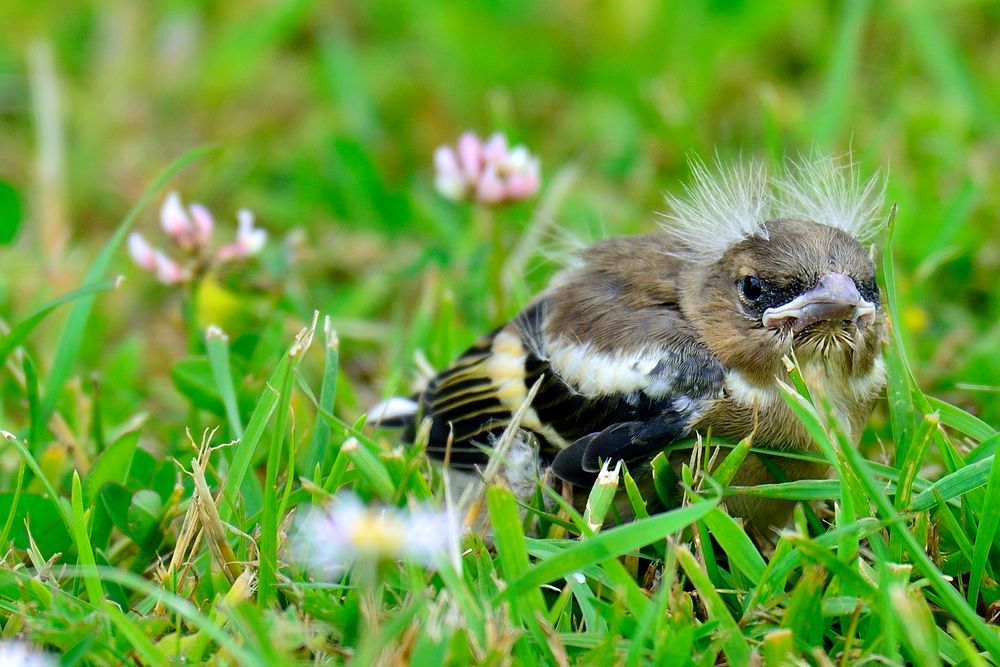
[515, 233, 723, 401]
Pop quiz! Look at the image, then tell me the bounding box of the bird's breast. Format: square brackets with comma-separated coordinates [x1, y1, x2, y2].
[699, 353, 886, 448]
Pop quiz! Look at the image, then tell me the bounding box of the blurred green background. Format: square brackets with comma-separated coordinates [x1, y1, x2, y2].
[1, 0, 999, 440]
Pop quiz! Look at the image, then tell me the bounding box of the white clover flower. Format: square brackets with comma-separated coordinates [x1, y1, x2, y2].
[187, 202, 215, 246]
[127, 232, 187, 285]
[160, 191, 216, 249]
[152, 249, 186, 285]
[433, 131, 541, 205]
[291, 493, 461, 577]
[0, 640, 56, 667]
[160, 191, 196, 247]
[128, 231, 158, 272]
[217, 210, 267, 261]
[129, 193, 267, 286]
[434, 146, 467, 201]
[160, 192, 215, 249]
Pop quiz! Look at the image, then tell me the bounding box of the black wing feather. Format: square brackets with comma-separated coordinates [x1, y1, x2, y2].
[411, 294, 724, 483]
[549, 411, 690, 485]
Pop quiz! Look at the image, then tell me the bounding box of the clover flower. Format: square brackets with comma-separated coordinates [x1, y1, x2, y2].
[128, 192, 267, 285]
[0, 640, 56, 667]
[291, 492, 461, 577]
[160, 191, 213, 248]
[128, 231, 187, 285]
[434, 131, 541, 205]
[217, 210, 267, 261]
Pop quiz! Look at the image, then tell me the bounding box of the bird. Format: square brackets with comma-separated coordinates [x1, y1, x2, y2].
[372, 155, 888, 532]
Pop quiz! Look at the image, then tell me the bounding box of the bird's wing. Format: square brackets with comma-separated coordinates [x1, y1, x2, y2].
[549, 415, 689, 485]
[415, 234, 726, 475]
[535, 330, 724, 486]
[530, 240, 726, 484]
[415, 326, 514, 469]
[417, 310, 724, 480]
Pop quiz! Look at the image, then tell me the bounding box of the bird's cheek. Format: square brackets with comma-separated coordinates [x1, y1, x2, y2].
[857, 309, 877, 327]
[713, 326, 791, 382]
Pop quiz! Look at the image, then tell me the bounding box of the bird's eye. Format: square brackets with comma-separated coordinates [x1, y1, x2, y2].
[739, 275, 764, 301]
[858, 276, 880, 304]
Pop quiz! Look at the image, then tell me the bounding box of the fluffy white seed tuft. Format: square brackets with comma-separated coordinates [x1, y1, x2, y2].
[659, 157, 771, 262]
[773, 154, 886, 243]
[658, 154, 886, 261]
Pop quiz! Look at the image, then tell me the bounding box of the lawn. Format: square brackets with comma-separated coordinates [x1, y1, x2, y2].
[1, 1, 1000, 664]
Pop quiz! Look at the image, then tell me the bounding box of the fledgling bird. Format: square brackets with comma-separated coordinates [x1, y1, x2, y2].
[374, 156, 888, 532]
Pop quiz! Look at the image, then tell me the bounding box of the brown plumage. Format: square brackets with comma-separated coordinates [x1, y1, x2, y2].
[373, 157, 888, 532]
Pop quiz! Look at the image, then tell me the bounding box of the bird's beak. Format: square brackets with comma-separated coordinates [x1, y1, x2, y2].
[762, 272, 876, 331]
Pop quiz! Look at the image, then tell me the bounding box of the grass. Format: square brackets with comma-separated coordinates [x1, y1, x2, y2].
[2, 1, 1000, 664]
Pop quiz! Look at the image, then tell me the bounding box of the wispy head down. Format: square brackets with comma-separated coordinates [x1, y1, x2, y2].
[658, 154, 886, 262]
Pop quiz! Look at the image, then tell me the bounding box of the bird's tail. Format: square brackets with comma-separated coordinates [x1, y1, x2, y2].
[367, 396, 420, 430]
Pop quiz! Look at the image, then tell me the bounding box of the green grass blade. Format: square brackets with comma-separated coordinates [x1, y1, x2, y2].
[892, 583, 939, 667]
[946, 622, 992, 667]
[625, 583, 668, 667]
[778, 562, 825, 648]
[258, 327, 309, 607]
[712, 435, 753, 487]
[779, 361, 1000, 654]
[104, 603, 167, 666]
[701, 507, 765, 585]
[205, 326, 243, 439]
[784, 534, 878, 598]
[218, 355, 285, 525]
[22, 355, 42, 453]
[891, 413, 937, 561]
[927, 396, 996, 442]
[70, 471, 106, 606]
[2, 430, 72, 530]
[527, 536, 652, 616]
[300, 321, 339, 473]
[966, 432, 1000, 464]
[965, 446, 1000, 605]
[83, 431, 138, 502]
[508, 483, 721, 594]
[435, 559, 486, 645]
[894, 414, 938, 511]
[831, 409, 1000, 655]
[205, 324, 265, 515]
[486, 486, 556, 662]
[41, 146, 215, 419]
[727, 478, 841, 501]
[776, 380, 845, 477]
[746, 519, 885, 611]
[881, 206, 918, 462]
[622, 466, 651, 520]
[908, 455, 992, 511]
[488, 486, 547, 616]
[676, 545, 750, 665]
[351, 601, 425, 666]
[65, 566, 266, 667]
[342, 437, 396, 501]
[0, 457, 26, 556]
[933, 491, 977, 571]
[583, 461, 620, 533]
[0, 277, 120, 366]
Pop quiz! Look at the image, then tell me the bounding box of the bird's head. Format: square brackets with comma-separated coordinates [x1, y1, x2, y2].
[667, 157, 887, 383]
[684, 220, 885, 382]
